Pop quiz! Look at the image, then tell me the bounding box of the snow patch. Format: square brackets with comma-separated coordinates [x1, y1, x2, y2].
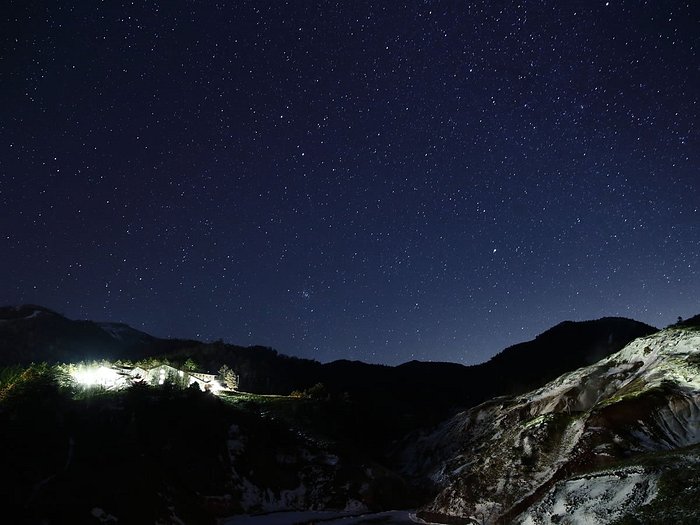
[99, 322, 135, 341]
[518, 468, 658, 525]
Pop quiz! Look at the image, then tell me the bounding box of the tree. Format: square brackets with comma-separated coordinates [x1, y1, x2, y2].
[183, 358, 198, 372]
[136, 356, 162, 370]
[218, 364, 238, 390]
[306, 382, 328, 399]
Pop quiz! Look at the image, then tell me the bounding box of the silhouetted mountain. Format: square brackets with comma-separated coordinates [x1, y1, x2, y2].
[155, 328, 633, 449]
[482, 317, 659, 396]
[0, 305, 158, 364]
[676, 313, 700, 328]
[0, 305, 658, 393]
[0, 307, 652, 389]
[163, 318, 656, 398]
[0, 306, 658, 444]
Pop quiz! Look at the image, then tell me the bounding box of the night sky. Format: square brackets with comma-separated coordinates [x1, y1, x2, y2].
[2, 1, 698, 365]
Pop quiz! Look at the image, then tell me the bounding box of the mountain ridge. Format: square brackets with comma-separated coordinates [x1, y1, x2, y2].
[1, 304, 696, 523]
[405, 323, 700, 524]
[0, 304, 659, 460]
[0, 305, 658, 416]
[0, 303, 658, 368]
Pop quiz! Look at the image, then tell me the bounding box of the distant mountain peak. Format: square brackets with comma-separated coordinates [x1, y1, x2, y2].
[97, 321, 153, 343]
[535, 316, 657, 339]
[0, 304, 156, 365]
[0, 304, 63, 321]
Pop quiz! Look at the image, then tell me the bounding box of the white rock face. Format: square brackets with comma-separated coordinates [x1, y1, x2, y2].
[519, 468, 659, 525]
[410, 328, 700, 524]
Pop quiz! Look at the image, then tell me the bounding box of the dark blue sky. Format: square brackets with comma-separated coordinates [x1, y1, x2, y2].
[2, 1, 697, 365]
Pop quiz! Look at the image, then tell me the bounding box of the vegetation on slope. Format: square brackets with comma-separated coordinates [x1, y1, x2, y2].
[0, 363, 412, 524]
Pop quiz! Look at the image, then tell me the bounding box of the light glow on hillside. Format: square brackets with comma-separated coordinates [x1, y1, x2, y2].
[71, 365, 121, 388]
[67, 362, 228, 394]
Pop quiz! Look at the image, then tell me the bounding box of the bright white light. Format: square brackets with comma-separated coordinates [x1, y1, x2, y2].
[69, 363, 226, 394]
[71, 365, 120, 388]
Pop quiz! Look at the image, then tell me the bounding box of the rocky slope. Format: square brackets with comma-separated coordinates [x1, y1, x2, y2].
[403, 323, 700, 524]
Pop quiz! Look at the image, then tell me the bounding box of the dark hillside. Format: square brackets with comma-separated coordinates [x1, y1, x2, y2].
[676, 314, 700, 328]
[163, 318, 657, 456]
[0, 368, 412, 524]
[481, 317, 658, 396]
[0, 305, 156, 365]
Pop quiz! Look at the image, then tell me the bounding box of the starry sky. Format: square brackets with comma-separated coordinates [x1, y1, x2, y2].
[1, 1, 698, 365]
